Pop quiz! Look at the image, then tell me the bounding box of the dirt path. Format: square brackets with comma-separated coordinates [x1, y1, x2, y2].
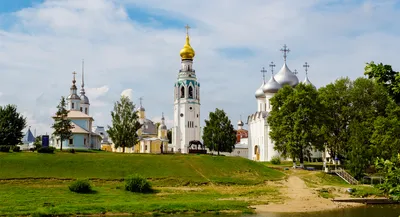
[253, 175, 362, 213]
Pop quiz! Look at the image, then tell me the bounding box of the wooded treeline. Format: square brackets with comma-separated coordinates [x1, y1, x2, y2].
[268, 61, 400, 179]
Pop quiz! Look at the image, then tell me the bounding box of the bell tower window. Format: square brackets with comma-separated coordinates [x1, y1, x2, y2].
[180, 86, 185, 98]
[189, 86, 193, 99]
[72, 103, 75, 109]
[85, 108, 88, 114]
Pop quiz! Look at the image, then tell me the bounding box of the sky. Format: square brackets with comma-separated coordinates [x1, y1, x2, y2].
[0, 0, 400, 136]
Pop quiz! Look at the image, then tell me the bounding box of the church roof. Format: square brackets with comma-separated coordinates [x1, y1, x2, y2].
[255, 82, 266, 98]
[263, 76, 282, 93]
[274, 62, 299, 87]
[67, 110, 93, 119]
[140, 118, 157, 135]
[71, 122, 89, 134]
[22, 128, 35, 143]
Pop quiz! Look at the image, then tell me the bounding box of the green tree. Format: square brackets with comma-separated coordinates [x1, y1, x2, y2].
[107, 96, 142, 153]
[318, 78, 353, 164]
[167, 129, 172, 143]
[0, 104, 26, 146]
[364, 62, 400, 104]
[203, 108, 236, 155]
[268, 83, 323, 167]
[52, 97, 73, 151]
[375, 154, 400, 201]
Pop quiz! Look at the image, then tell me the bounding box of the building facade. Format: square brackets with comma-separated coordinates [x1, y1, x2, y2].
[172, 26, 201, 154]
[247, 45, 319, 162]
[52, 62, 101, 150]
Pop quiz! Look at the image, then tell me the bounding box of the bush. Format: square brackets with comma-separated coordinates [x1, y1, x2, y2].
[69, 179, 92, 193]
[69, 149, 75, 153]
[0, 145, 10, 152]
[37, 147, 56, 154]
[12, 146, 21, 152]
[270, 156, 281, 165]
[125, 174, 152, 193]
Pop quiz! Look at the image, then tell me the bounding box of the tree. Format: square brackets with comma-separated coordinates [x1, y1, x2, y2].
[364, 62, 400, 104]
[375, 154, 400, 201]
[167, 129, 172, 143]
[52, 97, 73, 151]
[0, 104, 26, 146]
[268, 83, 323, 167]
[318, 78, 353, 164]
[202, 108, 236, 155]
[107, 96, 142, 153]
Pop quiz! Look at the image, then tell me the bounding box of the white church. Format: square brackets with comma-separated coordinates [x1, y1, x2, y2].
[247, 45, 322, 162]
[172, 25, 201, 153]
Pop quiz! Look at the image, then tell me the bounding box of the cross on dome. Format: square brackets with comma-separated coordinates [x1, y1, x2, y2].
[260, 67, 267, 83]
[72, 71, 77, 84]
[139, 97, 143, 107]
[294, 69, 298, 75]
[269, 61, 276, 74]
[185, 24, 190, 35]
[303, 62, 310, 75]
[280, 44, 290, 62]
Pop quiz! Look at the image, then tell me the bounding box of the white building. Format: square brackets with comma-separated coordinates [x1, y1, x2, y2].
[247, 45, 319, 162]
[172, 25, 201, 154]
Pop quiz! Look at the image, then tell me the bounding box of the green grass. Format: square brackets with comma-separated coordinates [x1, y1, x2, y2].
[301, 172, 350, 188]
[350, 186, 385, 198]
[0, 152, 284, 186]
[0, 152, 285, 216]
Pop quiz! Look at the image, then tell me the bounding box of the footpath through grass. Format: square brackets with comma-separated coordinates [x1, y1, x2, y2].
[0, 152, 285, 216]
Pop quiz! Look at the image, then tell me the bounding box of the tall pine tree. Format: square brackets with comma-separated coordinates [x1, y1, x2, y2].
[52, 97, 73, 151]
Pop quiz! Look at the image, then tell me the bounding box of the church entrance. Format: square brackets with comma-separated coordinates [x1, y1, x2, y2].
[254, 145, 260, 161]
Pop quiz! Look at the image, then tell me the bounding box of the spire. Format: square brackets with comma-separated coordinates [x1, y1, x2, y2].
[180, 24, 195, 60]
[80, 59, 85, 95]
[161, 112, 165, 123]
[72, 71, 77, 85]
[280, 44, 290, 63]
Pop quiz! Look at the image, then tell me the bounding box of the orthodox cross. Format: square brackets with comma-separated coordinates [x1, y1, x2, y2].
[185, 24, 190, 35]
[139, 97, 143, 107]
[72, 71, 77, 83]
[303, 62, 310, 75]
[269, 61, 276, 74]
[280, 44, 290, 62]
[260, 67, 267, 83]
[293, 69, 298, 75]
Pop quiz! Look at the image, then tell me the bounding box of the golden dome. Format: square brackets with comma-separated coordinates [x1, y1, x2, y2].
[180, 34, 195, 60]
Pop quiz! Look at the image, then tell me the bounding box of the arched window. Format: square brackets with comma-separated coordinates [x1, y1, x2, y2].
[85, 108, 88, 114]
[189, 86, 193, 98]
[180, 86, 185, 98]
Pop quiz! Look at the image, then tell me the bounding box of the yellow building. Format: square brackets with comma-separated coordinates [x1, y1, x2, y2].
[112, 102, 169, 153]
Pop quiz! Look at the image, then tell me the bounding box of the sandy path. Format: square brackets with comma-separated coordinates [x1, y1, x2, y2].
[253, 175, 362, 213]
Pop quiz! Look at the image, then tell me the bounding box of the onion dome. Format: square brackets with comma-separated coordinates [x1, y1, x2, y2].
[159, 113, 167, 130]
[255, 82, 266, 99]
[138, 105, 145, 112]
[80, 95, 89, 104]
[263, 76, 282, 93]
[303, 76, 316, 89]
[67, 72, 80, 100]
[274, 62, 299, 87]
[180, 34, 195, 60]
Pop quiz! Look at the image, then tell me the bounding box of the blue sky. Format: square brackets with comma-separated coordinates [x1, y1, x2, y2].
[0, 0, 399, 135]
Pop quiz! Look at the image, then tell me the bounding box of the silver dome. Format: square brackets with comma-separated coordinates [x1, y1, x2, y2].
[67, 93, 80, 100]
[255, 82, 266, 98]
[303, 76, 316, 89]
[159, 124, 167, 130]
[138, 106, 145, 111]
[263, 76, 282, 93]
[237, 120, 244, 126]
[80, 94, 90, 104]
[274, 63, 299, 87]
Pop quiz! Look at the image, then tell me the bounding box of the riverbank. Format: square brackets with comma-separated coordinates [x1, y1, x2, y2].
[0, 152, 384, 216]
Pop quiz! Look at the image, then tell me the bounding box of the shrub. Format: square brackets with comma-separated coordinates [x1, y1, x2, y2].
[125, 174, 152, 193]
[69, 149, 75, 153]
[37, 147, 56, 154]
[0, 145, 10, 152]
[12, 146, 21, 152]
[69, 179, 92, 193]
[270, 156, 281, 165]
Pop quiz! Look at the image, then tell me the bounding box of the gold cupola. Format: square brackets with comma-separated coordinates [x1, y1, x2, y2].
[180, 25, 195, 60]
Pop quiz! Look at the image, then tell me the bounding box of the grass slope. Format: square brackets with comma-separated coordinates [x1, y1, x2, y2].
[0, 152, 284, 185]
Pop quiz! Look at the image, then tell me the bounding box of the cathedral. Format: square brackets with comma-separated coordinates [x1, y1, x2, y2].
[247, 45, 319, 162]
[51, 61, 102, 149]
[172, 25, 201, 153]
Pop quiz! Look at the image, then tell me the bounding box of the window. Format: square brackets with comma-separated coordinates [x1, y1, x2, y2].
[69, 139, 73, 145]
[72, 103, 75, 109]
[180, 86, 185, 98]
[84, 138, 87, 145]
[145, 145, 148, 151]
[188, 86, 193, 98]
[80, 107, 83, 112]
[57, 139, 60, 144]
[85, 108, 88, 114]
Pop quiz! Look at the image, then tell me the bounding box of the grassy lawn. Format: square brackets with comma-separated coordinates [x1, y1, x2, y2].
[0, 152, 285, 216]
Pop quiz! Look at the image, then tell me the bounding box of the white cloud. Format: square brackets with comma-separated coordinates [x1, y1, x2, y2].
[0, 0, 399, 135]
[121, 88, 134, 100]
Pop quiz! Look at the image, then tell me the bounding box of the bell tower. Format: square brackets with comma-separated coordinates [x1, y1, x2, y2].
[172, 24, 201, 154]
